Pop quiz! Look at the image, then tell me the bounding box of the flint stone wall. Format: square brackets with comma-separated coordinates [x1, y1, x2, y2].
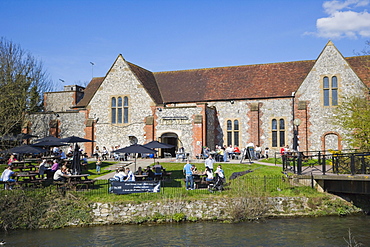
[90, 197, 311, 225]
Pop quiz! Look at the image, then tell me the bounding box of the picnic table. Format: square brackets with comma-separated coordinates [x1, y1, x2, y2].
[135, 174, 148, 181]
[65, 174, 95, 190]
[16, 172, 43, 188]
[192, 172, 208, 189]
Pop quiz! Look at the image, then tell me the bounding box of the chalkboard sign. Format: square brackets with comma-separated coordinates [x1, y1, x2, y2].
[109, 180, 161, 194]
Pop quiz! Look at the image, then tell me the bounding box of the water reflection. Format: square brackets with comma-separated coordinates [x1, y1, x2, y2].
[1, 216, 369, 246]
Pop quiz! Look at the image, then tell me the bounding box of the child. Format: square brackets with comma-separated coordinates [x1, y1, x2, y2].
[96, 157, 102, 174]
[264, 147, 269, 159]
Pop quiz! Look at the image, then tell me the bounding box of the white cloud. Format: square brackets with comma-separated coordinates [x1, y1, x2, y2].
[323, 0, 369, 14]
[309, 0, 370, 39]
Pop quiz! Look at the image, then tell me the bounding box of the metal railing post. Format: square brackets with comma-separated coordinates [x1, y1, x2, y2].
[322, 154, 326, 175]
[350, 154, 356, 175]
[297, 152, 302, 175]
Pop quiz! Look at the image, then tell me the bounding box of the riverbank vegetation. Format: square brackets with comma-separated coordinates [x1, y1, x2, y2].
[0, 160, 362, 230]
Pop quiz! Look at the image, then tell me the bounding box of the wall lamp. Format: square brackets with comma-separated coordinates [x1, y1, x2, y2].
[157, 108, 162, 112]
[230, 100, 235, 104]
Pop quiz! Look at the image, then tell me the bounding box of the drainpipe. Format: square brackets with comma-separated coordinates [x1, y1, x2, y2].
[292, 92, 295, 147]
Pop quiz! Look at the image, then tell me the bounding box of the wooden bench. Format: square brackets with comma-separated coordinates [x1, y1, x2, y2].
[0, 181, 17, 190]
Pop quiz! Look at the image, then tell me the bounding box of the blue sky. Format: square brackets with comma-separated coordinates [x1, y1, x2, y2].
[2, 0, 370, 90]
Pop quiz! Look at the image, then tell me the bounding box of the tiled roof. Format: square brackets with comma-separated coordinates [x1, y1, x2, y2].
[127, 62, 163, 104]
[75, 54, 370, 108]
[345, 55, 370, 88]
[154, 60, 316, 103]
[74, 77, 105, 108]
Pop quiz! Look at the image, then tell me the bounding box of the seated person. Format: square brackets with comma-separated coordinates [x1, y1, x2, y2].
[67, 145, 73, 156]
[46, 160, 59, 180]
[191, 164, 198, 174]
[204, 167, 214, 182]
[59, 150, 67, 159]
[7, 154, 17, 166]
[52, 146, 59, 156]
[50, 160, 60, 172]
[0, 166, 16, 182]
[144, 166, 155, 180]
[38, 159, 48, 178]
[124, 167, 135, 182]
[153, 162, 164, 175]
[176, 147, 185, 160]
[113, 168, 126, 182]
[53, 165, 71, 182]
[135, 166, 143, 175]
[215, 165, 225, 179]
[81, 154, 88, 170]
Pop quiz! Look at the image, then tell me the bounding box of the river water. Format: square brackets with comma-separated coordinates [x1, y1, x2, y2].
[1, 216, 369, 246]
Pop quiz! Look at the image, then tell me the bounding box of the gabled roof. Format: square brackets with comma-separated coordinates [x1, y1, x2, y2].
[345, 55, 370, 88]
[154, 60, 316, 103]
[74, 77, 105, 108]
[127, 62, 163, 104]
[74, 47, 370, 108]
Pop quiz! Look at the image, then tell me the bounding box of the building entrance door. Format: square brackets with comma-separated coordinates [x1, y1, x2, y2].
[160, 133, 178, 157]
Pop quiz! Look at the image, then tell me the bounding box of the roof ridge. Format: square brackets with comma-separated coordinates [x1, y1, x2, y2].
[153, 59, 316, 74]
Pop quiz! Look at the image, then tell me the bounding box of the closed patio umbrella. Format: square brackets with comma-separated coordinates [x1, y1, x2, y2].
[71, 144, 81, 175]
[59, 136, 94, 175]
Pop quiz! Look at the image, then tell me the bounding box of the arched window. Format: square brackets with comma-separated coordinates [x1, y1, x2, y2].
[124, 96, 129, 123]
[279, 119, 285, 147]
[332, 76, 338, 106]
[272, 118, 285, 147]
[111, 96, 129, 124]
[323, 76, 338, 106]
[111, 97, 117, 124]
[226, 119, 240, 147]
[117, 97, 122, 124]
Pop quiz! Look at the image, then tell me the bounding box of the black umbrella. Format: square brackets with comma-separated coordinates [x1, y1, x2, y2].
[143, 141, 174, 164]
[32, 140, 68, 147]
[114, 144, 157, 171]
[59, 136, 94, 143]
[2, 144, 49, 154]
[143, 141, 174, 149]
[34, 136, 61, 142]
[71, 144, 81, 175]
[17, 133, 38, 140]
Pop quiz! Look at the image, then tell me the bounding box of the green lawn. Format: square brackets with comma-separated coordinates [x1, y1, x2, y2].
[84, 161, 324, 203]
[0, 160, 324, 203]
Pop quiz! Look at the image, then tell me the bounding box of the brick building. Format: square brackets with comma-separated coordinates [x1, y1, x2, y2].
[27, 41, 370, 158]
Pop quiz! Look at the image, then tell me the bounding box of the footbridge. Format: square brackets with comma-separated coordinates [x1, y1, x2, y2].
[280, 150, 370, 195]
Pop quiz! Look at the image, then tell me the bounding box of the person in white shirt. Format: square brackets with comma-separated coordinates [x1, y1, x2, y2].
[113, 168, 126, 182]
[226, 145, 234, 160]
[1, 166, 15, 182]
[125, 167, 135, 182]
[205, 155, 215, 171]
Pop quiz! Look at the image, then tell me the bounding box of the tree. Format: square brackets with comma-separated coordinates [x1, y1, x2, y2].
[0, 37, 54, 137]
[333, 95, 370, 151]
